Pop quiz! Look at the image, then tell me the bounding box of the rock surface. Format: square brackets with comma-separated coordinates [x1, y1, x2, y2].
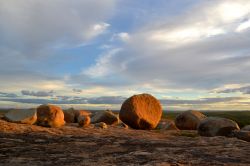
[36, 104, 65, 128]
[91, 110, 119, 125]
[119, 93, 162, 129]
[232, 130, 250, 142]
[157, 120, 179, 131]
[241, 125, 250, 131]
[78, 116, 91, 127]
[94, 122, 108, 129]
[4, 109, 37, 125]
[175, 110, 206, 130]
[198, 117, 240, 137]
[75, 110, 91, 122]
[63, 109, 75, 123]
[0, 119, 250, 166]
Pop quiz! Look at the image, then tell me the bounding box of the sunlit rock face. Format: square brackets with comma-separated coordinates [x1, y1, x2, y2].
[36, 104, 65, 128]
[119, 93, 162, 130]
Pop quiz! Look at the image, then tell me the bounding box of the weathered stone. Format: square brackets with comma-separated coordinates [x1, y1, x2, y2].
[75, 110, 91, 122]
[175, 110, 206, 130]
[241, 125, 250, 131]
[36, 104, 65, 128]
[198, 117, 240, 137]
[157, 120, 179, 131]
[119, 93, 162, 130]
[4, 109, 37, 125]
[232, 130, 250, 142]
[78, 115, 91, 127]
[94, 122, 108, 129]
[91, 110, 119, 125]
[63, 109, 75, 123]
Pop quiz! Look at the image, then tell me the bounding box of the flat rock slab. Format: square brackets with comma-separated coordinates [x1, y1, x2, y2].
[0, 119, 250, 166]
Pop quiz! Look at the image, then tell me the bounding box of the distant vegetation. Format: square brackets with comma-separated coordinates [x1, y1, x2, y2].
[163, 111, 250, 128]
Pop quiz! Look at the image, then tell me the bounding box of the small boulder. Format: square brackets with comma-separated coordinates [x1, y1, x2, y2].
[95, 122, 108, 129]
[78, 115, 91, 127]
[119, 93, 162, 130]
[157, 120, 179, 131]
[4, 109, 37, 125]
[241, 125, 250, 131]
[36, 104, 65, 128]
[232, 130, 250, 142]
[175, 110, 206, 130]
[198, 117, 240, 137]
[91, 110, 119, 125]
[75, 110, 91, 122]
[117, 122, 129, 129]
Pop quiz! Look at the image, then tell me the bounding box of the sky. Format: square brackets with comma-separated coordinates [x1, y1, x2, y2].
[1, 0, 250, 110]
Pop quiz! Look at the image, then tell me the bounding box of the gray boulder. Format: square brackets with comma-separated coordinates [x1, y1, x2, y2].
[198, 117, 240, 137]
[91, 110, 119, 125]
[4, 109, 37, 125]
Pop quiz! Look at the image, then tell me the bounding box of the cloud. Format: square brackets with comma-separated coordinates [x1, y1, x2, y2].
[111, 32, 130, 42]
[72, 89, 82, 93]
[0, 0, 116, 54]
[21, 90, 54, 97]
[87, 0, 250, 90]
[0, 92, 18, 98]
[215, 85, 250, 94]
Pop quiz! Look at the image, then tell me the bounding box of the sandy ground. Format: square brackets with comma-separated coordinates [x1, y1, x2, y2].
[0, 119, 250, 166]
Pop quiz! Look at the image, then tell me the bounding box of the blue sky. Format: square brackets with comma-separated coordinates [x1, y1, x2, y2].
[1, 0, 250, 110]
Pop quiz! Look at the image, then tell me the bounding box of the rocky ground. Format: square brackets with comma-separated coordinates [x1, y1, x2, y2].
[0, 119, 250, 166]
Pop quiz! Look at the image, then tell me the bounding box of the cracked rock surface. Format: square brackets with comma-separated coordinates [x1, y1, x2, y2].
[0, 119, 250, 166]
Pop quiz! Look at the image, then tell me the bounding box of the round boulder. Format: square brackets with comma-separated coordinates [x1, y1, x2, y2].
[4, 109, 37, 125]
[198, 117, 240, 137]
[78, 115, 91, 127]
[119, 93, 162, 130]
[91, 110, 119, 125]
[241, 125, 250, 131]
[175, 110, 206, 130]
[75, 110, 91, 122]
[36, 104, 65, 128]
[95, 122, 108, 129]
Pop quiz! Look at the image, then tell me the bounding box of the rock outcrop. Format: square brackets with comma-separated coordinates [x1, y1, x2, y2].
[119, 93, 162, 130]
[91, 110, 119, 125]
[36, 104, 65, 128]
[175, 110, 206, 130]
[198, 117, 240, 137]
[4, 109, 37, 125]
[241, 125, 250, 131]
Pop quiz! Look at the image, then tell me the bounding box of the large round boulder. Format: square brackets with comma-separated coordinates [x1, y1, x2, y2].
[232, 130, 250, 142]
[91, 110, 119, 125]
[119, 93, 162, 130]
[175, 110, 206, 130]
[36, 104, 65, 128]
[198, 117, 240, 137]
[4, 109, 37, 125]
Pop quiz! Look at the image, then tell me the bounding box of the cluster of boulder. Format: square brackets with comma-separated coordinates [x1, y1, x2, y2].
[2, 93, 250, 142]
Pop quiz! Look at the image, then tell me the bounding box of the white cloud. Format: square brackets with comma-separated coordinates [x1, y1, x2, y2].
[236, 20, 250, 32]
[89, 0, 250, 90]
[0, 0, 116, 55]
[111, 32, 130, 42]
[83, 48, 122, 78]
